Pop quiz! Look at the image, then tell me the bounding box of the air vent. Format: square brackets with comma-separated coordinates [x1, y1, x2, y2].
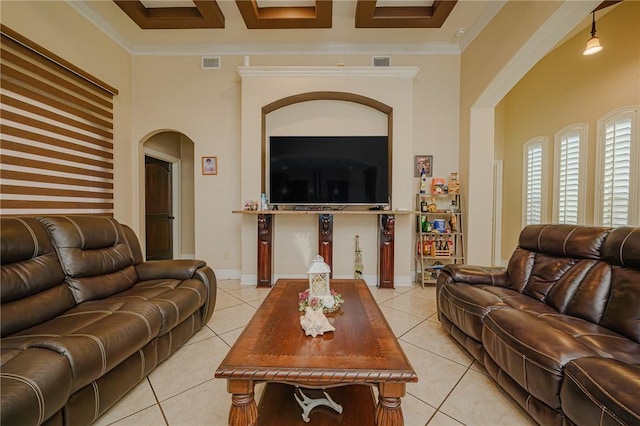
[201, 57, 221, 69]
[372, 56, 391, 67]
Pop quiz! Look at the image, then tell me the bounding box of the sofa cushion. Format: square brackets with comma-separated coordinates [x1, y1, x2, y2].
[1, 217, 75, 337]
[561, 357, 640, 426]
[2, 299, 162, 392]
[601, 226, 640, 269]
[482, 308, 599, 409]
[518, 224, 610, 260]
[38, 216, 137, 303]
[108, 278, 208, 335]
[1, 347, 73, 426]
[600, 266, 640, 344]
[537, 313, 640, 363]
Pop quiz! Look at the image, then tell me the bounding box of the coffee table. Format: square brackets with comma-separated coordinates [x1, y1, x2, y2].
[215, 279, 418, 425]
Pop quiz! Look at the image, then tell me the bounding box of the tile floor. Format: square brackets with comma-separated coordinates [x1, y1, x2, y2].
[94, 279, 537, 426]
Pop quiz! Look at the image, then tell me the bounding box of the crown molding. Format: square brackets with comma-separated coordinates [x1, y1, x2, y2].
[236, 66, 419, 79]
[66, 0, 132, 52]
[130, 42, 459, 56]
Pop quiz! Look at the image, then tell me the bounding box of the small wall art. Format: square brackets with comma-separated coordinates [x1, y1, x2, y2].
[414, 155, 433, 177]
[202, 156, 218, 175]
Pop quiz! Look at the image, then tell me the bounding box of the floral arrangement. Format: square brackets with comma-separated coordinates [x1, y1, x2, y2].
[298, 288, 344, 313]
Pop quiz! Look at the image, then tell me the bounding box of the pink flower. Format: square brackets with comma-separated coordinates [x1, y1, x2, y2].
[309, 297, 321, 309]
[299, 289, 309, 301]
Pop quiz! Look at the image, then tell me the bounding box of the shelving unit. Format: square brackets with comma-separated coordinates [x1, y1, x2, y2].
[414, 192, 464, 287]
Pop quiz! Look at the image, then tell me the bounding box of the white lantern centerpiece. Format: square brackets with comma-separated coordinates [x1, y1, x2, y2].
[308, 255, 331, 305]
[298, 253, 344, 316]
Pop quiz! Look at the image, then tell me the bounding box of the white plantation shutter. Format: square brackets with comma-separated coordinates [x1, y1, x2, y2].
[601, 116, 632, 226]
[523, 138, 547, 226]
[554, 125, 585, 224]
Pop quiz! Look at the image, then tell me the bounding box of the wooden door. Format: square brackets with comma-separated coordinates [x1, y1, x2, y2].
[145, 156, 173, 260]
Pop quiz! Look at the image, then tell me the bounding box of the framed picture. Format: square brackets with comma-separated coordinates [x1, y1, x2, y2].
[414, 155, 433, 177]
[202, 156, 218, 175]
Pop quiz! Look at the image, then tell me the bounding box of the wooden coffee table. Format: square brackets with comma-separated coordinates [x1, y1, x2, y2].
[215, 279, 418, 426]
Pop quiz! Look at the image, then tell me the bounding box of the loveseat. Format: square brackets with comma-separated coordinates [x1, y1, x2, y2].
[0, 215, 217, 426]
[436, 224, 639, 426]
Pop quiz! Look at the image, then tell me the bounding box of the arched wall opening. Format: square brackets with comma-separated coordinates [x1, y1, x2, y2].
[141, 130, 196, 259]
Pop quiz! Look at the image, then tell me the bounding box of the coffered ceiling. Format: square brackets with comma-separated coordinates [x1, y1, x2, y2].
[68, 0, 504, 55]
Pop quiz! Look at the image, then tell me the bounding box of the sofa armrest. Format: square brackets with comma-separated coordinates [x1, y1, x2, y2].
[135, 259, 207, 281]
[438, 264, 508, 287]
[193, 266, 217, 326]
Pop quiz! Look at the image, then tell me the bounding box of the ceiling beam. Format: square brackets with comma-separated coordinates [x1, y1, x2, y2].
[113, 0, 225, 29]
[355, 0, 457, 29]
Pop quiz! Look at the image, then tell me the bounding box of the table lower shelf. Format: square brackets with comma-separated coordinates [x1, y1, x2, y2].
[257, 383, 376, 426]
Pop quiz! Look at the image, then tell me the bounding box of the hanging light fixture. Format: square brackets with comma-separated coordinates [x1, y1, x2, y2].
[583, 11, 603, 55]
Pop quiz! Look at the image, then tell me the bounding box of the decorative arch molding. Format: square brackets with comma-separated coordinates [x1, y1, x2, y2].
[260, 91, 393, 194]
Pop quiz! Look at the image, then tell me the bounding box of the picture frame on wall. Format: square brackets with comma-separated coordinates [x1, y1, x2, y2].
[202, 156, 218, 175]
[414, 155, 433, 177]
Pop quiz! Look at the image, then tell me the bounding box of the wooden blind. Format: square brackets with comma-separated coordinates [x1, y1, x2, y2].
[0, 25, 118, 215]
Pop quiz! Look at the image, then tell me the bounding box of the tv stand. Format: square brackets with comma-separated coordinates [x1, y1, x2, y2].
[233, 209, 412, 289]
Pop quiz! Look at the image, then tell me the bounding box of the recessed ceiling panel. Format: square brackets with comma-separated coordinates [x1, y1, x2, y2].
[114, 0, 224, 29]
[236, 0, 332, 29]
[356, 0, 457, 28]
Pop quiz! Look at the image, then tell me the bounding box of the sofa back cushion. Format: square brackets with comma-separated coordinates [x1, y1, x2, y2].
[1, 217, 75, 337]
[38, 216, 138, 303]
[507, 224, 613, 324]
[599, 227, 640, 343]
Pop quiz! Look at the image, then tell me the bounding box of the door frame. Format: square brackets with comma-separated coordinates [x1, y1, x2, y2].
[492, 160, 504, 266]
[144, 147, 181, 259]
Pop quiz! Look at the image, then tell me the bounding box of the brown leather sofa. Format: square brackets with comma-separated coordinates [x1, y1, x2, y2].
[436, 224, 640, 426]
[1, 216, 217, 426]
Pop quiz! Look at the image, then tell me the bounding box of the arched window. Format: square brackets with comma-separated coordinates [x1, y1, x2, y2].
[553, 124, 587, 224]
[595, 107, 639, 226]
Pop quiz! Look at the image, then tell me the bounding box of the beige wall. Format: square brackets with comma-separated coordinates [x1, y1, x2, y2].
[131, 57, 460, 282]
[458, 0, 599, 264]
[1, 0, 135, 226]
[499, 1, 640, 259]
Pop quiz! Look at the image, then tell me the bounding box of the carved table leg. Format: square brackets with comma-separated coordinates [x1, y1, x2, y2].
[228, 380, 257, 426]
[375, 382, 405, 426]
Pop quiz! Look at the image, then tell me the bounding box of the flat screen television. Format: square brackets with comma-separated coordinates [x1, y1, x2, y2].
[268, 136, 390, 207]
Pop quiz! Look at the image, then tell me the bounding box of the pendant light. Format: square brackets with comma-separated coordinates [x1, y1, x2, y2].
[583, 11, 603, 55]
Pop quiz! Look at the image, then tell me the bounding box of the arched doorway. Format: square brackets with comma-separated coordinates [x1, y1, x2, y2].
[143, 131, 195, 260]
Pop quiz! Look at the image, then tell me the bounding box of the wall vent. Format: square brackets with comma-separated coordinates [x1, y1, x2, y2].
[372, 56, 391, 67]
[201, 57, 221, 69]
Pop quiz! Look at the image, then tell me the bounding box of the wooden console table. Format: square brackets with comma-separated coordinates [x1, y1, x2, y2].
[233, 209, 412, 289]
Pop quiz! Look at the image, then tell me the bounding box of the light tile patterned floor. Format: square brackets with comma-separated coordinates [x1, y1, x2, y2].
[93, 279, 536, 426]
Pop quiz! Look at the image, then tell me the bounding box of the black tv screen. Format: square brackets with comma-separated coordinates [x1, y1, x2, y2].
[269, 136, 389, 206]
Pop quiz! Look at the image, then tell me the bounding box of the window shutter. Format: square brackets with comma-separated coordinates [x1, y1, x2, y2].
[602, 117, 632, 226]
[557, 132, 581, 224]
[526, 144, 543, 225]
